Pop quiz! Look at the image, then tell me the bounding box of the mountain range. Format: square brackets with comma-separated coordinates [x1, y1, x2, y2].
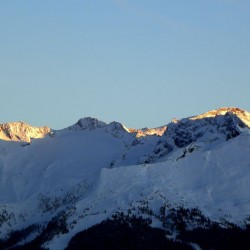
[1, 107, 250, 249]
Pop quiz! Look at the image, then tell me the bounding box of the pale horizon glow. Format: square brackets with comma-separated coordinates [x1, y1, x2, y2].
[0, 0, 250, 129]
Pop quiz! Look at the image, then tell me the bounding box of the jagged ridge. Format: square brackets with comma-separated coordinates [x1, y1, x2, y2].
[0, 122, 51, 143]
[152, 107, 250, 160]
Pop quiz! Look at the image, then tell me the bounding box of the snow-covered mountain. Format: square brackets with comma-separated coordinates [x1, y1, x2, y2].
[1, 107, 250, 249]
[0, 122, 51, 143]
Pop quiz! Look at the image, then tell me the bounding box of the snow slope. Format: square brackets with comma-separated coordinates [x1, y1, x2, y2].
[0, 107, 250, 249]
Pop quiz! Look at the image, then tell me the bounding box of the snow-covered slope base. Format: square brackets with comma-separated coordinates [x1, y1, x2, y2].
[1, 107, 250, 249]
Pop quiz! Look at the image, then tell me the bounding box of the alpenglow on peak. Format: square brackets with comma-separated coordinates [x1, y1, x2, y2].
[0, 121, 51, 143]
[190, 107, 250, 127]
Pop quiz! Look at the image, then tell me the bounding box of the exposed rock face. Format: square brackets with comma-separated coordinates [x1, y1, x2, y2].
[0, 122, 51, 143]
[151, 107, 250, 160]
[129, 126, 167, 138]
[68, 117, 107, 131]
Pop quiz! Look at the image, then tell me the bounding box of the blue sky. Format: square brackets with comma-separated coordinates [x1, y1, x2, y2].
[0, 0, 250, 129]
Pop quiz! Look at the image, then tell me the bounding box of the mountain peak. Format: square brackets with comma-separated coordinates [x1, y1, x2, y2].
[190, 107, 250, 127]
[68, 117, 107, 131]
[67, 117, 165, 138]
[0, 121, 51, 143]
[151, 107, 250, 160]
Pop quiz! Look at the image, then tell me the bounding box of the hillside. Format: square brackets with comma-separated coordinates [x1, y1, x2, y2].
[0, 107, 250, 249]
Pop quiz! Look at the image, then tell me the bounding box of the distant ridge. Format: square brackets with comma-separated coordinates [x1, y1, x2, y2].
[0, 107, 249, 143]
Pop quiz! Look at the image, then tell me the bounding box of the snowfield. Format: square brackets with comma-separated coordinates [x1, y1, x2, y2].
[0, 107, 250, 249]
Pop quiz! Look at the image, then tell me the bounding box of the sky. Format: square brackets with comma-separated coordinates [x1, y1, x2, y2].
[0, 0, 250, 129]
